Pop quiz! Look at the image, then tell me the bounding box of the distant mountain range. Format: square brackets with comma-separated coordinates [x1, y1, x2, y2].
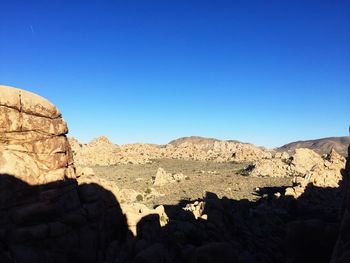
[277, 136, 350, 156]
[169, 136, 350, 157]
[168, 136, 248, 147]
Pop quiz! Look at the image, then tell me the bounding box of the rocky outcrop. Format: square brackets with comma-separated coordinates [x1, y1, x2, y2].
[0, 85, 74, 184]
[246, 158, 291, 178]
[0, 86, 127, 263]
[291, 148, 324, 176]
[162, 140, 272, 163]
[69, 136, 122, 166]
[70, 136, 273, 166]
[244, 148, 345, 198]
[285, 149, 345, 198]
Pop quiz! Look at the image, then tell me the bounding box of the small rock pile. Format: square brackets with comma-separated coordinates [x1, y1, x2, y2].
[152, 167, 186, 186]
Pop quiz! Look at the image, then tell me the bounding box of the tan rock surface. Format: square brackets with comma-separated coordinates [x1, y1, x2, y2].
[248, 158, 291, 178]
[291, 148, 324, 175]
[0, 85, 72, 184]
[69, 136, 122, 166]
[243, 147, 345, 198]
[0, 86, 126, 262]
[285, 149, 345, 198]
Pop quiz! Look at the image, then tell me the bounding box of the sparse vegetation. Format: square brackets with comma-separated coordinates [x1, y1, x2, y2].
[92, 158, 292, 206]
[136, 194, 143, 202]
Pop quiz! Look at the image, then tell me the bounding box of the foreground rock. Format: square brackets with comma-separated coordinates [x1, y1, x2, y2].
[331, 144, 350, 263]
[0, 86, 126, 262]
[0, 85, 74, 184]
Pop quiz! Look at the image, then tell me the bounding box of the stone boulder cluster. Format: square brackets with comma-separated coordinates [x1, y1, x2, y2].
[69, 136, 272, 166]
[69, 136, 124, 166]
[152, 167, 186, 186]
[245, 148, 346, 198]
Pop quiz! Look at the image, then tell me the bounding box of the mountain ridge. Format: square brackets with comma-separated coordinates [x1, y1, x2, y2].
[277, 136, 350, 156]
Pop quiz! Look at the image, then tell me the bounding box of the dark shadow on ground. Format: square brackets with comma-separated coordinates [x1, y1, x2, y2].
[130, 185, 342, 263]
[0, 174, 130, 263]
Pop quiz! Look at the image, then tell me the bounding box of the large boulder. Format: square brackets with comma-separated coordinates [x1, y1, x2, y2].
[0, 85, 74, 184]
[291, 148, 324, 176]
[0, 86, 127, 263]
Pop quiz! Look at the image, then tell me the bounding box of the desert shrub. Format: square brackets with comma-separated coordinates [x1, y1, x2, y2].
[136, 194, 143, 202]
[239, 164, 255, 176]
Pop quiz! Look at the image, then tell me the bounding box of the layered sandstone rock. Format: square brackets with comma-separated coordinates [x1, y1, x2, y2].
[0, 86, 125, 263]
[0, 85, 74, 184]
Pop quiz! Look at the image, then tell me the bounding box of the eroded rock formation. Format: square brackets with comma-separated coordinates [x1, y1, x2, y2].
[0, 86, 126, 262]
[0, 85, 74, 184]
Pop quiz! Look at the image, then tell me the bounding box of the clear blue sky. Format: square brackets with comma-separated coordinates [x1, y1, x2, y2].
[1, 0, 349, 147]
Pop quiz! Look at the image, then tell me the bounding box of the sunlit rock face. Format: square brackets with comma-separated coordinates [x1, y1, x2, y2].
[0, 85, 75, 184]
[0, 86, 125, 263]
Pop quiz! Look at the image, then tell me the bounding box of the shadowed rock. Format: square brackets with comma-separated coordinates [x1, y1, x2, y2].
[330, 144, 350, 263]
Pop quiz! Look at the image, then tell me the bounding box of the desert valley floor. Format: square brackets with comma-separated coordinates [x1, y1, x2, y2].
[92, 159, 292, 206]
